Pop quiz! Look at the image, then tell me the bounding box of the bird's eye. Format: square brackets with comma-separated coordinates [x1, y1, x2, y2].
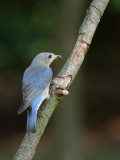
[48, 55, 52, 58]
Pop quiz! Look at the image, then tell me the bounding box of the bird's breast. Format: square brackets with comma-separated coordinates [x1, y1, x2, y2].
[42, 85, 50, 99]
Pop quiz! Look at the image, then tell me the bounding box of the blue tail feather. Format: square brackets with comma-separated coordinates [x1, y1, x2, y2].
[27, 106, 37, 134]
[26, 95, 43, 134]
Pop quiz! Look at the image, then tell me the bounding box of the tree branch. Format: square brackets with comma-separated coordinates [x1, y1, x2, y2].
[13, 0, 109, 159]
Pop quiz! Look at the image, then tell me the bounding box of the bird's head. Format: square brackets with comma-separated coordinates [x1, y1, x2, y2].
[31, 52, 63, 67]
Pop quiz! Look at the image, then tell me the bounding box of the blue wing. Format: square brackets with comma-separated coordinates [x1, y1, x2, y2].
[18, 65, 52, 114]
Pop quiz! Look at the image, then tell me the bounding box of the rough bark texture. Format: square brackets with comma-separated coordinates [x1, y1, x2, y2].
[13, 0, 109, 159]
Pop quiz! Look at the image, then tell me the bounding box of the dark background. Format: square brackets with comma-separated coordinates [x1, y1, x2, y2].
[0, 0, 120, 159]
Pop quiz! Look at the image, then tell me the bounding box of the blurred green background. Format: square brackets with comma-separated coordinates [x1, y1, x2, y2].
[0, 0, 120, 159]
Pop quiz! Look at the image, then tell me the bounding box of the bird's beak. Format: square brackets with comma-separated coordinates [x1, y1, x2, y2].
[56, 55, 63, 59]
[52, 55, 63, 60]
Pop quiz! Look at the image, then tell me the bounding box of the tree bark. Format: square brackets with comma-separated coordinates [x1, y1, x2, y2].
[13, 0, 110, 159]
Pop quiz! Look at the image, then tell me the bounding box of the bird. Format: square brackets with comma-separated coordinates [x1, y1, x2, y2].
[18, 52, 62, 134]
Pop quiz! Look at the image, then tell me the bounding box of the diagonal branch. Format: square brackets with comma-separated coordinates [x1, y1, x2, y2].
[13, 0, 110, 159]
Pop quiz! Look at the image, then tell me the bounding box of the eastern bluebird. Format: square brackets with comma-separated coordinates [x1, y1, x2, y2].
[18, 52, 62, 134]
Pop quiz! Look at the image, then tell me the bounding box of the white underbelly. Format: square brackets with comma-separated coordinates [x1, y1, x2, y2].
[37, 85, 50, 111]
